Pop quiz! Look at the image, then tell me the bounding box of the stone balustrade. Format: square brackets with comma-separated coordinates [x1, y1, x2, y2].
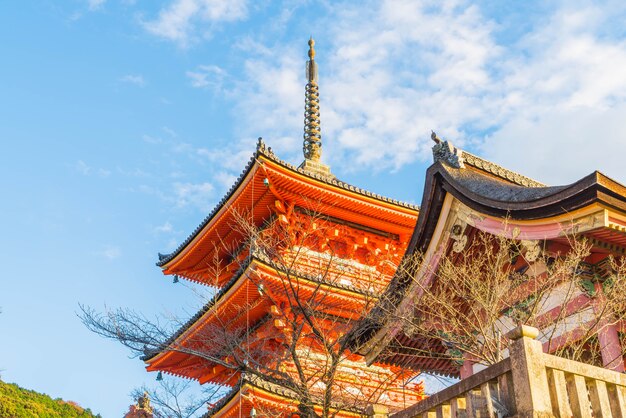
[373, 325, 626, 418]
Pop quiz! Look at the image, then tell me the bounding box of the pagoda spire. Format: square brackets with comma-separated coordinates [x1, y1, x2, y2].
[300, 37, 333, 178]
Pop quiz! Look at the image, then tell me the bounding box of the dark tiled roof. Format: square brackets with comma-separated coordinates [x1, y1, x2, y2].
[440, 163, 567, 203]
[157, 138, 418, 267]
[461, 152, 545, 188]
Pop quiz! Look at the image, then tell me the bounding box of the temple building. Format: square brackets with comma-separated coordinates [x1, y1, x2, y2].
[141, 38, 626, 417]
[144, 39, 425, 417]
[352, 132, 626, 381]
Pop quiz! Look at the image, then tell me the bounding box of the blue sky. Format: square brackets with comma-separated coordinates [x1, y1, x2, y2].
[2, 1, 626, 416]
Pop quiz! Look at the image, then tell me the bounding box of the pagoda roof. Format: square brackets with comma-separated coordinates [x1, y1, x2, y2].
[204, 374, 364, 418]
[203, 375, 299, 418]
[156, 138, 419, 270]
[143, 256, 256, 362]
[349, 139, 626, 375]
[145, 253, 378, 381]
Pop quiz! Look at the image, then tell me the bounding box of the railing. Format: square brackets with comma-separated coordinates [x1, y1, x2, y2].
[376, 325, 626, 418]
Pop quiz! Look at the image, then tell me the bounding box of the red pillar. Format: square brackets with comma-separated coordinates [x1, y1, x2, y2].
[598, 323, 625, 372]
[459, 357, 474, 378]
[593, 282, 625, 372]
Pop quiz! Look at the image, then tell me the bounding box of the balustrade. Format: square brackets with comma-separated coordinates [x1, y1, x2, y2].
[370, 325, 626, 418]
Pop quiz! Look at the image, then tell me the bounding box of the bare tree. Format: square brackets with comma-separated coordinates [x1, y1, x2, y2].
[81, 208, 423, 417]
[382, 229, 626, 372]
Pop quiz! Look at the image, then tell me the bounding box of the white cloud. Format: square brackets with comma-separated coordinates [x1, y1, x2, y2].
[220, 0, 626, 177]
[482, 105, 626, 185]
[479, 3, 626, 184]
[142, 0, 248, 47]
[87, 0, 106, 11]
[120, 74, 146, 87]
[221, 48, 303, 163]
[98, 245, 121, 260]
[186, 65, 227, 89]
[153, 221, 174, 234]
[76, 160, 91, 175]
[173, 182, 214, 210]
[223, 0, 501, 170]
[142, 134, 162, 144]
[162, 126, 178, 137]
[75, 160, 110, 178]
[97, 168, 111, 178]
[196, 145, 253, 172]
[117, 167, 149, 177]
[212, 171, 239, 192]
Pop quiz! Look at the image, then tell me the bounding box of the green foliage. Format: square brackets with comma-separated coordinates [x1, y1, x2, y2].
[0, 380, 101, 418]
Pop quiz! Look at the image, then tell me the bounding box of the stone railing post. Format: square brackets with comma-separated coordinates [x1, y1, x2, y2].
[506, 325, 554, 417]
[365, 404, 389, 418]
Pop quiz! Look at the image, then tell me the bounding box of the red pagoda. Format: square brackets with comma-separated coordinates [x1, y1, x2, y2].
[144, 39, 425, 417]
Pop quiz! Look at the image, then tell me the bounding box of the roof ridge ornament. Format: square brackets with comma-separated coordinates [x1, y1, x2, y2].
[299, 37, 334, 179]
[431, 131, 465, 169]
[431, 131, 545, 187]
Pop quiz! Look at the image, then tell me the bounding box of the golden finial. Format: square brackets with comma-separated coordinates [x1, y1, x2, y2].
[300, 38, 333, 178]
[303, 37, 321, 161]
[308, 37, 315, 60]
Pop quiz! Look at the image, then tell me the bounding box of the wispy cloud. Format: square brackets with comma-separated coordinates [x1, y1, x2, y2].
[142, 134, 162, 144]
[142, 0, 248, 47]
[479, 2, 626, 184]
[153, 221, 174, 234]
[213, 171, 237, 190]
[162, 126, 178, 138]
[87, 0, 106, 11]
[133, 1, 626, 188]
[186, 65, 227, 89]
[219, 0, 626, 179]
[76, 160, 91, 176]
[116, 167, 149, 177]
[97, 245, 121, 260]
[196, 145, 253, 172]
[75, 160, 111, 178]
[173, 182, 214, 210]
[120, 74, 146, 87]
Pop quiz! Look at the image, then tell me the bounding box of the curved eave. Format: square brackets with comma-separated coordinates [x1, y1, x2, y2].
[145, 256, 377, 366]
[258, 154, 419, 218]
[157, 155, 260, 269]
[144, 258, 257, 363]
[157, 142, 419, 272]
[206, 378, 363, 418]
[411, 163, 626, 255]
